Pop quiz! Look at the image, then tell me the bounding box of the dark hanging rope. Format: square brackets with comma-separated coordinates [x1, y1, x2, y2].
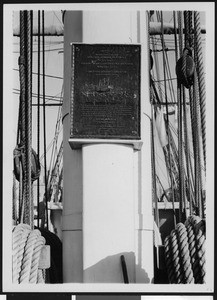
[184, 11, 193, 49]
[18, 10, 34, 226]
[24, 10, 33, 227]
[184, 12, 197, 213]
[42, 10, 49, 230]
[37, 10, 41, 228]
[183, 11, 194, 215]
[177, 11, 186, 223]
[19, 11, 27, 224]
[19, 11, 26, 146]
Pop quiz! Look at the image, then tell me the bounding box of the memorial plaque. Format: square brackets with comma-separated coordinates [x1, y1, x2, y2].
[70, 44, 140, 139]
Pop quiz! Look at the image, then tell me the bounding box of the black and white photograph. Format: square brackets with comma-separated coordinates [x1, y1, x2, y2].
[2, 2, 214, 293]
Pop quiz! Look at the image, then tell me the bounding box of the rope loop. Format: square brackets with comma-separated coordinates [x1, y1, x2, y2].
[164, 215, 205, 283]
[12, 223, 46, 284]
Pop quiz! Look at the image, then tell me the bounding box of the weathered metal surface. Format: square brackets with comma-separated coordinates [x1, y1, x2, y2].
[70, 43, 141, 139]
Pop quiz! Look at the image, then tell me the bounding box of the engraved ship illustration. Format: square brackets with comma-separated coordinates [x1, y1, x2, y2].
[95, 78, 113, 93]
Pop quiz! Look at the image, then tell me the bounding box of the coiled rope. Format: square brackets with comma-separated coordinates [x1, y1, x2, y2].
[164, 215, 205, 283]
[12, 223, 46, 283]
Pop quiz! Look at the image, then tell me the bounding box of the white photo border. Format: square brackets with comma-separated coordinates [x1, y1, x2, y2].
[3, 2, 215, 293]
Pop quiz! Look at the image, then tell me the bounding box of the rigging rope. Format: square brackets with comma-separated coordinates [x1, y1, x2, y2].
[13, 172, 18, 224]
[183, 11, 194, 215]
[151, 110, 160, 227]
[42, 10, 49, 230]
[37, 10, 41, 228]
[194, 11, 206, 172]
[193, 70, 203, 218]
[177, 11, 186, 222]
[25, 10, 33, 227]
[161, 10, 206, 284]
[18, 11, 26, 225]
[19, 11, 34, 227]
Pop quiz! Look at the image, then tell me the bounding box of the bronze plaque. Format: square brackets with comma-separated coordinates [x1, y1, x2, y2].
[70, 44, 140, 139]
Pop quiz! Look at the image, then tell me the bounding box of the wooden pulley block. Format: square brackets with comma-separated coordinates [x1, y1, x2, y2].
[13, 144, 41, 182]
[176, 47, 195, 89]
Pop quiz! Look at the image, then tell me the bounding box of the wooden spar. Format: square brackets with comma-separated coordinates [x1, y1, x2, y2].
[13, 21, 206, 36]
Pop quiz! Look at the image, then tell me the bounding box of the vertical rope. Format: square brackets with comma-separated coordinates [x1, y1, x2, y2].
[194, 11, 206, 173]
[177, 11, 185, 222]
[23, 10, 33, 227]
[42, 10, 49, 229]
[181, 88, 190, 217]
[37, 10, 41, 228]
[177, 83, 185, 221]
[16, 98, 22, 146]
[18, 161, 23, 223]
[151, 111, 159, 227]
[193, 70, 203, 218]
[178, 12, 183, 57]
[13, 172, 17, 224]
[19, 11, 27, 224]
[183, 11, 194, 216]
[18, 11, 26, 221]
[184, 11, 193, 49]
[183, 93, 194, 215]
[19, 11, 26, 145]
[185, 12, 198, 214]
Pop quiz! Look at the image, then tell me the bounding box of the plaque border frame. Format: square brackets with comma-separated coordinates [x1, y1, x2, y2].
[70, 42, 141, 141]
